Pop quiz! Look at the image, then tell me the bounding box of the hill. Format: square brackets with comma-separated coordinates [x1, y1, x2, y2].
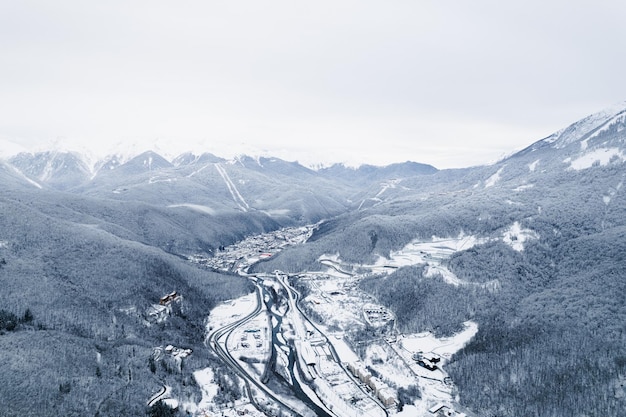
[251, 103, 626, 416]
[2, 103, 626, 416]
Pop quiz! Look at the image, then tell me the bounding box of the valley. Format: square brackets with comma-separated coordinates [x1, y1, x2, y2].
[184, 225, 478, 417]
[1, 104, 626, 416]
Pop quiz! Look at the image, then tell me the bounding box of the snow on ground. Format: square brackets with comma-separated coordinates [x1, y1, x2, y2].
[147, 385, 172, 408]
[326, 332, 360, 363]
[585, 111, 626, 141]
[206, 292, 258, 334]
[364, 343, 416, 389]
[484, 167, 504, 188]
[399, 321, 478, 359]
[215, 163, 249, 211]
[424, 264, 464, 286]
[502, 221, 539, 252]
[366, 234, 489, 287]
[544, 102, 626, 148]
[390, 322, 479, 416]
[261, 208, 291, 217]
[185, 163, 211, 178]
[375, 234, 487, 271]
[396, 405, 421, 416]
[566, 147, 625, 170]
[168, 203, 216, 215]
[580, 138, 590, 151]
[528, 159, 540, 172]
[193, 368, 219, 413]
[513, 183, 534, 192]
[6, 164, 43, 188]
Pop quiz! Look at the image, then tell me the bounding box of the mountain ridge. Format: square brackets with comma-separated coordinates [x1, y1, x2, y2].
[1, 102, 626, 416]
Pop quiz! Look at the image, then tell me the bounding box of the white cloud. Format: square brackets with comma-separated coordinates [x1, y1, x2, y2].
[1, 1, 625, 168]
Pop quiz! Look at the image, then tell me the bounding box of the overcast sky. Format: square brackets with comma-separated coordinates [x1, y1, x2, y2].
[1, 1, 625, 168]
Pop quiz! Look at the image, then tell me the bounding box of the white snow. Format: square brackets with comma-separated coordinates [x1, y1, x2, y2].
[424, 264, 465, 286]
[193, 368, 219, 412]
[327, 333, 359, 363]
[502, 221, 539, 251]
[393, 321, 479, 416]
[567, 147, 625, 170]
[185, 163, 211, 178]
[396, 405, 420, 416]
[484, 167, 504, 188]
[603, 181, 623, 205]
[148, 176, 175, 184]
[206, 293, 258, 334]
[6, 164, 43, 188]
[167, 204, 216, 215]
[379, 234, 487, 270]
[586, 112, 626, 141]
[513, 184, 534, 192]
[528, 159, 540, 172]
[543, 102, 626, 148]
[400, 321, 478, 360]
[261, 209, 291, 217]
[580, 138, 590, 151]
[215, 163, 250, 211]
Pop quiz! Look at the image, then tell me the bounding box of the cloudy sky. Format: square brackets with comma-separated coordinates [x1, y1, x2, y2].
[1, 1, 625, 168]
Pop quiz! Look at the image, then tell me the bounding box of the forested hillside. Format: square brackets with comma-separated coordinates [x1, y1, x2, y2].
[253, 106, 626, 416]
[2, 104, 626, 416]
[0, 186, 253, 416]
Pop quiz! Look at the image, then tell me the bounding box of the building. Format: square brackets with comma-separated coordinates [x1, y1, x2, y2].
[377, 388, 397, 407]
[367, 376, 383, 395]
[428, 403, 457, 416]
[357, 366, 372, 384]
[413, 351, 441, 371]
[159, 291, 184, 315]
[160, 291, 179, 305]
[146, 304, 168, 323]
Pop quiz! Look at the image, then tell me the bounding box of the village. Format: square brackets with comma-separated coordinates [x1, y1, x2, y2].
[147, 224, 478, 417]
[187, 225, 314, 272]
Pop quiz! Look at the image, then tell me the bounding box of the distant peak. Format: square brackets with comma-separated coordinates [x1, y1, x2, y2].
[542, 101, 626, 149]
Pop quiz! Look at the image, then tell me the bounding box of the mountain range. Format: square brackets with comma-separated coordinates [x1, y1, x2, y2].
[1, 103, 626, 416]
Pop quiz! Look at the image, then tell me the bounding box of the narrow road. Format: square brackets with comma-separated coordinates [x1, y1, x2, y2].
[207, 283, 306, 416]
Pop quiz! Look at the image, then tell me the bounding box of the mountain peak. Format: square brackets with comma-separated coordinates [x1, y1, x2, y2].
[541, 101, 626, 149]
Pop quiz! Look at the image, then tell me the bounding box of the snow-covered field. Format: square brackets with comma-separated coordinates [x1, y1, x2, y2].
[565, 147, 625, 170]
[502, 221, 538, 251]
[206, 292, 258, 335]
[399, 321, 478, 360]
[167, 203, 216, 215]
[373, 234, 487, 271]
[393, 321, 479, 416]
[192, 368, 219, 413]
[362, 234, 493, 287]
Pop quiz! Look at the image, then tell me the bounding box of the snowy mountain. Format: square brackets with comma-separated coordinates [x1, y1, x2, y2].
[8, 151, 92, 190]
[248, 104, 626, 417]
[1, 103, 626, 417]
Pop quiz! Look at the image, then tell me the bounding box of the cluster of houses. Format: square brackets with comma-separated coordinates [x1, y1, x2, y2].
[346, 362, 397, 407]
[146, 291, 184, 324]
[428, 403, 467, 417]
[412, 351, 441, 371]
[164, 344, 192, 359]
[362, 303, 395, 332]
[188, 225, 312, 272]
